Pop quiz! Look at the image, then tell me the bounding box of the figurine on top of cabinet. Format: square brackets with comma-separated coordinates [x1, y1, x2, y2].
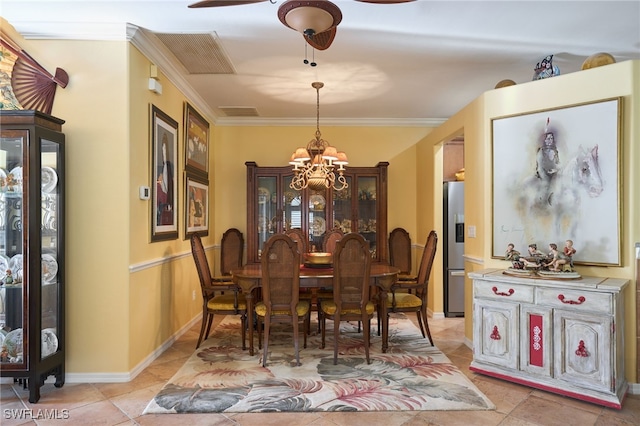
[533, 54, 560, 80]
[504, 240, 581, 279]
[505, 243, 521, 261]
[544, 243, 572, 272]
[518, 243, 547, 269]
[505, 243, 525, 269]
[563, 239, 576, 267]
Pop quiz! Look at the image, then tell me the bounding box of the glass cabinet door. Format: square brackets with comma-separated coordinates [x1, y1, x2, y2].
[254, 173, 301, 260]
[41, 138, 61, 361]
[357, 176, 378, 258]
[0, 130, 26, 366]
[282, 175, 302, 233]
[308, 188, 328, 252]
[256, 176, 277, 260]
[332, 178, 352, 235]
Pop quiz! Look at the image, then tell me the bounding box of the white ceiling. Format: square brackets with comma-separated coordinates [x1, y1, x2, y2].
[2, 0, 640, 124]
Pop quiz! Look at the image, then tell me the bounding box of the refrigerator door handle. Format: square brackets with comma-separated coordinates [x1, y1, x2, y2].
[451, 270, 465, 277]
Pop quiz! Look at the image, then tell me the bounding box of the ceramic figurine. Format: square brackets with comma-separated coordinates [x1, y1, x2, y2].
[533, 55, 560, 80]
[505, 243, 521, 261]
[520, 243, 546, 268]
[563, 239, 576, 267]
[505, 243, 525, 269]
[544, 243, 571, 271]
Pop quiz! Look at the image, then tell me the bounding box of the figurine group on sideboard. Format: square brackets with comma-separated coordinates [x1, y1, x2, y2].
[504, 240, 580, 279]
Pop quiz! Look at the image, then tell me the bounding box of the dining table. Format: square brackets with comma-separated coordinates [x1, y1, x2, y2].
[231, 263, 400, 356]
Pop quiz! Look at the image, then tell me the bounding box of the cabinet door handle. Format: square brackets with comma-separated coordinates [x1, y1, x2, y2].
[492, 286, 514, 296]
[558, 294, 586, 305]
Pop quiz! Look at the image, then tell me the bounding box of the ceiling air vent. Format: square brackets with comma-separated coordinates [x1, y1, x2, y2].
[154, 32, 235, 75]
[218, 107, 260, 117]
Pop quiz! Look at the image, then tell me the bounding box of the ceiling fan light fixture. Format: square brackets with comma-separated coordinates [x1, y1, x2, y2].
[278, 0, 342, 36]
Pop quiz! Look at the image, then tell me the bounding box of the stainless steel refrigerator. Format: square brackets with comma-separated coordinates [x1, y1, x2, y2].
[443, 181, 465, 317]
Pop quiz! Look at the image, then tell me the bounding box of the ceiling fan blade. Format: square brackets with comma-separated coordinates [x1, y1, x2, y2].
[188, 0, 266, 8]
[355, 0, 416, 3]
[305, 27, 337, 51]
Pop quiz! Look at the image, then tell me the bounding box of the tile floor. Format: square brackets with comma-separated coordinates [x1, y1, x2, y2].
[2, 315, 639, 425]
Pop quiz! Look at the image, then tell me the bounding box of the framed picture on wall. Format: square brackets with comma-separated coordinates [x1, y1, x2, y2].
[185, 173, 209, 238]
[491, 97, 622, 266]
[183, 102, 209, 176]
[151, 104, 179, 242]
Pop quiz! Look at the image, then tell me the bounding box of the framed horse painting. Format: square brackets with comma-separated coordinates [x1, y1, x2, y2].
[491, 97, 622, 266]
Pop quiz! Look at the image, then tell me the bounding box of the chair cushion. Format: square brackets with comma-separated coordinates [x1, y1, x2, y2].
[255, 300, 310, 318]
[319, 300, 376, 315]
[208, 293, 247, 311]
[387, 292, 422, 309]
[397, 274, 417, 281]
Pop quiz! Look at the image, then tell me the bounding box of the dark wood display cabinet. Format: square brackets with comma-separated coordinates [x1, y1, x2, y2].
[0, 110, 65, 403]
[246, 161, 388, 264]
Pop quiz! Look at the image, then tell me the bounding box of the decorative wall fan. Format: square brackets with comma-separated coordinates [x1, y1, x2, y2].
[189, 0, 414, 50]
[0, 33, 69, 115]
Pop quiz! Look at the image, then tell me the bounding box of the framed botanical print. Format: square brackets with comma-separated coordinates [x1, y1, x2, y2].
[491, 97, 622, 265]
[185, 173, 209, 238]
[151, 104, 179, 242]
[183, 102, 209, 176]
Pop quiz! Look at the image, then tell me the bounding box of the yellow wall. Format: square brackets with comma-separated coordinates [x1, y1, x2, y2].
[127, 45, 205, 372]
[419, 60, 639, 382]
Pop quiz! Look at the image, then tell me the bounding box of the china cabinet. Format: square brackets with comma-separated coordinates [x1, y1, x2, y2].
[0, 110, 65, 403]
[470, 269, 627, 409]
[246, 161, 388, 264]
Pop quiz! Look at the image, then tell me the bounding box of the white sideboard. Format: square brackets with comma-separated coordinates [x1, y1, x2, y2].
[469, 268, 628, 409]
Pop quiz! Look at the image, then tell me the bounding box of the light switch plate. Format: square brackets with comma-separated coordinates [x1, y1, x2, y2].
[139, 186, 150, 200]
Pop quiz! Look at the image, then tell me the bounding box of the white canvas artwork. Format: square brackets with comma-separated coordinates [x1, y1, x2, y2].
[491, 98, 621, 265]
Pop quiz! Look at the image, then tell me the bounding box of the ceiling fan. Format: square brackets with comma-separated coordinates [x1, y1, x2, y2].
[188, 0, 415, 51]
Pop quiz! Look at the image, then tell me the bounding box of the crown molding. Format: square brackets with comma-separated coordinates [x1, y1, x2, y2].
[10, 21, 130, 41]
[214, 117, 446, 127]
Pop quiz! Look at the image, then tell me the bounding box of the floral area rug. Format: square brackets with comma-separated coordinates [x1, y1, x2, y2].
[143, 314, 495, 413]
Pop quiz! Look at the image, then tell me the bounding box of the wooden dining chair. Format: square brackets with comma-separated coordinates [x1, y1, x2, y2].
[213, 228, 244, 283]
[384, 230, 438, 346]
[322, 228, 344, 254]
[256, 234, 311, 367]
[190, 234, 247, 349]
[286, 227, 315, 333]
[389, 227, 416, 281]
[319, 233, 374, 365]
[382, 227, 416, 336]
[284, 228, 308, 257]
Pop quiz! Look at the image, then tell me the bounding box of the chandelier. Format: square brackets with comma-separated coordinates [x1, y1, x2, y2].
[289, 82, 348, 191]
